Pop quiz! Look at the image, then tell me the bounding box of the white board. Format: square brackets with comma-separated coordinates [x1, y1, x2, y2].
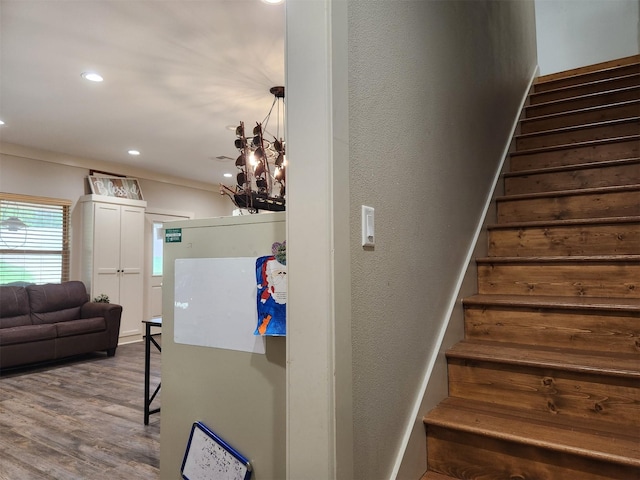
[181, 422, 251, 480]
[174, 257, 265, 354]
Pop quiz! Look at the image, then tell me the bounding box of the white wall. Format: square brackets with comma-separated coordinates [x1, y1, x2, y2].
[0, 145, 231, 219]
[535, 0, 640, 75]
[286, 1, 352, 478]
[0, 144, 231, 280]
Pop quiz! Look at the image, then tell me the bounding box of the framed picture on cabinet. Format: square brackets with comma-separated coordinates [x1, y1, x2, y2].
[87, 175, 144, 200]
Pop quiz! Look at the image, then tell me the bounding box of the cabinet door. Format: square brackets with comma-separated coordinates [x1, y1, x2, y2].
[120, 207, 144, 273]
[118, 206, 145, 338]
[92, 203, 121, 304]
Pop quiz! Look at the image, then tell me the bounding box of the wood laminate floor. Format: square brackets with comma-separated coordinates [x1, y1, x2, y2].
[0, 341, 160, 479]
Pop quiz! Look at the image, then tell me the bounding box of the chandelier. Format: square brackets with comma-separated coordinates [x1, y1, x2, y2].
[220, 86, 286, 213]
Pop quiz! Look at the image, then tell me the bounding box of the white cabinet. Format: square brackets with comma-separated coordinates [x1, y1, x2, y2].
[79, 195, 146, 343]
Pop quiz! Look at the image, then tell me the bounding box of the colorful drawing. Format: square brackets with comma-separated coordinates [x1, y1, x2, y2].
[255, 255, 286, 336]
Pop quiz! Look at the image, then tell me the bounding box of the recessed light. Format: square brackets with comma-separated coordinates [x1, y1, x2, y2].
[128, 150, 141, 156]
[262, 0, 283, 4]
[223, 173, 233, 178]
[81, 72, 104, 82]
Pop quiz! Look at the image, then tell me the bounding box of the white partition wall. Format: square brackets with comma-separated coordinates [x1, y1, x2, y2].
[159, 212, 286, 480]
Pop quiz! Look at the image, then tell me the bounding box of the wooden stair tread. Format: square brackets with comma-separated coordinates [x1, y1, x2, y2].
[446, 340, 640, 378]
[515, 117, 640, 142]
[476, 254, 640, 264]
[525, 84, 640, 111]
[535, 56, 639, 85]
[503, 156, 640, 178]
[530, 82, 640, 106]
[420, 472, 456, 480]
[463, 293, 640, 312]
[488, 215, 640, 230]
[530, 73, 640, 102]
[520, 99, 640, 125]
[510, 134, 640, 157]
[432, 396, 640, 443]
[496, 183, 640, 201]
[424, 397, 640, 467]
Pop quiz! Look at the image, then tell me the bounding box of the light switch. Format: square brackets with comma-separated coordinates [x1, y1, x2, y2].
[362, 205, 375, 247]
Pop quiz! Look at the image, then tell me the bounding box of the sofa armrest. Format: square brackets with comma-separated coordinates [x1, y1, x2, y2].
[81, 302, 122, 322]
[81, 302, 123, 349]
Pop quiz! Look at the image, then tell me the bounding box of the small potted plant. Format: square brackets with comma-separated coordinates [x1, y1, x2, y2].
[272, 241, 286, 265]
[93, 293, 110, 303]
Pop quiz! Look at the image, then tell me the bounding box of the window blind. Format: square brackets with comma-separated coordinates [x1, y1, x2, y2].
[0, 193, 71, 285]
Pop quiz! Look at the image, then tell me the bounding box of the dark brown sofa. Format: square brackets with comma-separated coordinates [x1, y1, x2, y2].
[0, 281, 122, 370]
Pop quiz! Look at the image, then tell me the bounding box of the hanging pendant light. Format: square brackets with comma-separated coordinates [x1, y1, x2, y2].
[220, 86, 287, 213]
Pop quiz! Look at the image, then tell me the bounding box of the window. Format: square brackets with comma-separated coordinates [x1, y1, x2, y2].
[152, 221, 164, 276]
[0, 193, 71, 285]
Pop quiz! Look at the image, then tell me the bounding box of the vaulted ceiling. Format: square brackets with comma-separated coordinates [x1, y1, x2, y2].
[0, 0, 285, 186]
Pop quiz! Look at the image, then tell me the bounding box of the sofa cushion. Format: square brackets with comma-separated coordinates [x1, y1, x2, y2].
[27, 281, 89, 325]
[0, 324, 56, 346]
[0, 286, 32, 328]
[55, 317, 106, 338]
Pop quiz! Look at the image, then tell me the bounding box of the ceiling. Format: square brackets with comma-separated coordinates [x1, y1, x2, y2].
[0, 0, 285, 187]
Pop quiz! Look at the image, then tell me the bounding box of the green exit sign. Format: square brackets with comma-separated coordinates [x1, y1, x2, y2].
[165, 228, 182, 243]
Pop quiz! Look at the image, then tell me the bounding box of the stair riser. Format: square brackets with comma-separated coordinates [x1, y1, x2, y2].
[488, 223, 640, 256]
[447, 360, 640, 429]
[515, 119, 640, 151]
[534, 63, 640, 93]
[477, 262, 640, 298]
[521, 101, 640, 134]
[497, 190, 640, 223]
[510, 138, 640, 172]
[526, 87, 640, 118]
[427, 426, 636, 480]
[504, 162, 640, 195]
[465, 306, 640, 354]
[530, 74, 640, 104]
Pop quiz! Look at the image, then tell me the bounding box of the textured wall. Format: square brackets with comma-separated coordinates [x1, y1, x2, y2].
[347, 1, 537, 477]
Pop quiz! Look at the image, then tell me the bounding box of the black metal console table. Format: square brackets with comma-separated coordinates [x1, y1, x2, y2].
[143, 318, 162, 425]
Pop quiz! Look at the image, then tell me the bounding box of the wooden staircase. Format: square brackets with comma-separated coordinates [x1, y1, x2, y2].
[422, 56, 640, 479]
